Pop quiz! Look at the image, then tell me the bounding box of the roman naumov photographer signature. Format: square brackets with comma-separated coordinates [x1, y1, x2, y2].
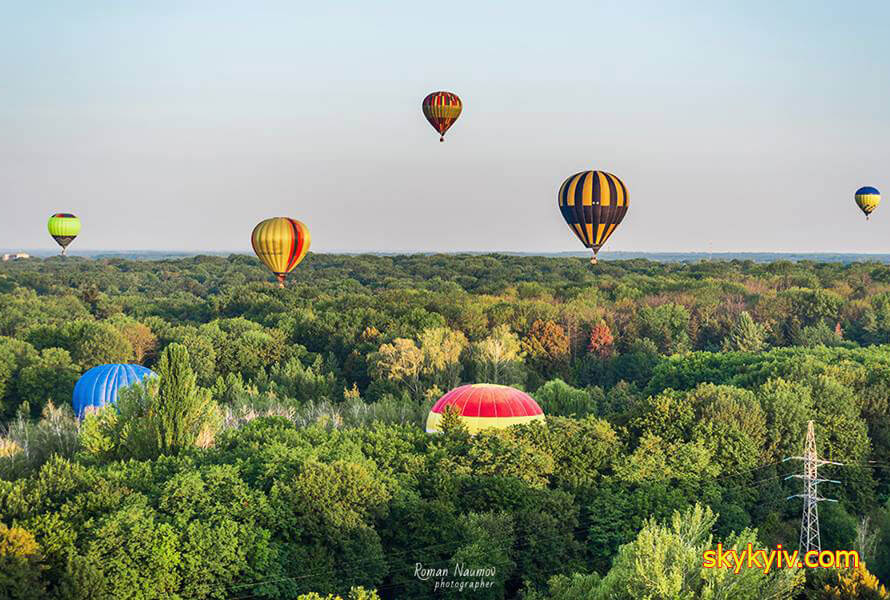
[415, 562, 497, 592]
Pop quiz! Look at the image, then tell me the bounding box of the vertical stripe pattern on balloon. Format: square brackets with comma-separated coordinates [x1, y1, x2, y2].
[557, 170, 629, 253]
[422, 91, 462, 140]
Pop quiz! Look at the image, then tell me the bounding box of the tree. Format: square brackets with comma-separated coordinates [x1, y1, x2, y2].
[176, 332, 218, 385]
[522, 320, 570, 379]
[757, 378, 813, 461]
[470, 325, 525, 385]
[689, 383, 767, 470]
[64, 504, 181, 600]
[591, 504, 802, 599]
[637, 303, 691, 354]
[24, 320, 133, 370]
[607, 338, 661, 388]
[112, 318, 158, 364]
[16, 348, 79, 418]
[819, 564, 889, 599]
[629, 389, 694, 442]
[370, 338, 424, 400]
[0, 337, 41, 416]
[66, 320, 133, 367]
[613, 434, 718, 483]
[534, 379, 597, 417]
[296, 589, 381, 600]
[267, 356, 338, 403]
[418, 327, 467, 390]
[781, 288, 844, 327]
[528, 416, 620, 487]
[723, 311, 768, 352]
[88, 343, 221, 459]
[0, 523, 46, 599]
[587, 321, 614, 358]
[445, 512, 514, 600]
[796, 320, 848, 347]
[466, 426, 555, 488]
[522, 572, 601, 600]
[269, 460, 390, 593]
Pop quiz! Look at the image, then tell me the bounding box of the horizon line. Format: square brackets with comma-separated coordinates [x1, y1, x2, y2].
[7, 249, 890, 257]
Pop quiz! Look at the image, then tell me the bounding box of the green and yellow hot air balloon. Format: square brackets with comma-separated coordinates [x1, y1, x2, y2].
[251, 217, 311, 287]
[855, 186, 880, 220]
[47, 213, 81, 255]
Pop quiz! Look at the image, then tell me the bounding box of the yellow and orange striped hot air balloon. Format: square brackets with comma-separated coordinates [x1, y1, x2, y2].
[422, 91, 462, 142]
[426, 384, 545, 434]
[251, 217, 310, 287]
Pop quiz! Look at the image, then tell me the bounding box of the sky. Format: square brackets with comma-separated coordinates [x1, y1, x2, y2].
[1, 1, 889, 254]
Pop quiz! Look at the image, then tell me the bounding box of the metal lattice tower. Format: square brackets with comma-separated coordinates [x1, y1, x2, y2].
[784, 420, 841, 554]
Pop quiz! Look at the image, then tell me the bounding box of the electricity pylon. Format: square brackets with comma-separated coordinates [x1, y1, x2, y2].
[784, 420, 842, 554]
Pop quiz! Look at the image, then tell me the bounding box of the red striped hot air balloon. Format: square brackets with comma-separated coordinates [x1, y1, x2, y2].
[422, 91, 462, 142]
[426, 384, 545, 434]
[251, 217, 311, 287]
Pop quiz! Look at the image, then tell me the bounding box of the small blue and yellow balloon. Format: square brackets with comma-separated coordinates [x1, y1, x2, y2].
[855, 186, 880, 220]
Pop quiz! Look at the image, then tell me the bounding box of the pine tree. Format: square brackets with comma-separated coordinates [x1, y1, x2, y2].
[114, 343, 221, 458]
[151, 343, 219, 454]
[723, 311, 767, 352]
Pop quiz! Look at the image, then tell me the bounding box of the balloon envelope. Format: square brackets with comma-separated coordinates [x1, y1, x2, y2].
[251, 217, 311, 286]
[47, 213, 81, 255]
[855, 186, 880, 219]
[72, 364, 155, 418]
[426, 384, 545, 434]
[558, 171, 629, 263]
[422, 91, 462, 141]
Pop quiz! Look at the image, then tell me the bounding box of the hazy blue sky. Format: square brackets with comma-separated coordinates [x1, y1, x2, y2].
[1, 1, 889, 253]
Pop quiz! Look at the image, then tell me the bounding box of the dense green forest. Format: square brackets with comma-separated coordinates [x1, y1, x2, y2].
[1, 254, 889, 599]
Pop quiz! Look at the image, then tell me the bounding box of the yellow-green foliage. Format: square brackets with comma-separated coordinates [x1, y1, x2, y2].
[296, 588, 381, 600]
[0, 523, 46, 599]
[822, 565, 889, 599]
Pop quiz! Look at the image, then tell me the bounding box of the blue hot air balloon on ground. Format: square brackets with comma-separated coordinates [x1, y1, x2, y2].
[72, 364, 156, 418]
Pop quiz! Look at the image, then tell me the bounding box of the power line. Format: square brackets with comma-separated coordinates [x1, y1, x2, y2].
[784, 420, 841, 555]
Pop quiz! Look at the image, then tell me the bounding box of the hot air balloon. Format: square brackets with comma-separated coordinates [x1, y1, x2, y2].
[558, 170, 629, 264]
[422, 91, 462, 142]
[47, 213, 81, 256]
[426, 384, 545, 434]
[72, 364, 156, 419]
[855, 186, 880, 220]
[251, 217, 311, 287]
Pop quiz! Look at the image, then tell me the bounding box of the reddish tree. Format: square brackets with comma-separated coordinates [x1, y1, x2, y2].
[587, 321, 615, 358]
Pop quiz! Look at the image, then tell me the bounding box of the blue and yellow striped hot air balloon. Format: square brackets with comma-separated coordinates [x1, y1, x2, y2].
[855, 186, 880, 220]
